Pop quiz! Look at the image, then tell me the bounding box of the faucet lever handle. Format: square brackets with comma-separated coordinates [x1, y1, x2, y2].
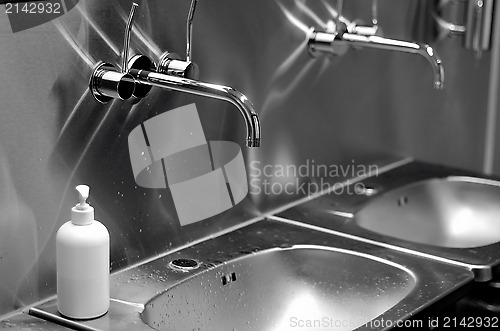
[335, 0, 344, 33]
[89, 2, 140, 103]
[346, 0, 382, 37]
[89, 2, 155, 103]
[186, 0, 198, 62]
[122, 2, 156, 99]
[156, 0, 199, 80]
[371, 0, 378, 27]
[121, 2, 139, 73]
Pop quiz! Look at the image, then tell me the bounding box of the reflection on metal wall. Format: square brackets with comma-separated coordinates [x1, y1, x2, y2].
[0, 0, 492, 315]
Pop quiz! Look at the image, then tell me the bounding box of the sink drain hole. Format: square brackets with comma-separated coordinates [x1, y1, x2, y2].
[222, 272, 237, 285]
[169, 258, 200, 271]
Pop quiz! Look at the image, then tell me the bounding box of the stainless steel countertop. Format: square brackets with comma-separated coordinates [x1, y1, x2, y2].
[3, 217, 474, 331]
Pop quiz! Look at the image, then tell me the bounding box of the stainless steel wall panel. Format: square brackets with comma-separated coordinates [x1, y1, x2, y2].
[0, 0, 493, 316]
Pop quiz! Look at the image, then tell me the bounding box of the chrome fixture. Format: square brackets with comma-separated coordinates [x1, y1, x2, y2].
[89, 1, 261, 147]
[127, 0, 261, 147]
[308, 0, 445, 89]
[169, 258, 201, 272]
[156, 0, 200, 79]
[433, 0, 494, 59]
[308, 31, 445, 90]
[128, 69, 261, 147]
[89, 3, 139, 103]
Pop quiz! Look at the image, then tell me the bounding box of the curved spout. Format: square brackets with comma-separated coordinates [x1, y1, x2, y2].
[341, 33, 444, 89]
[308, 31, 444, 89]
[129, 70, 261, 147]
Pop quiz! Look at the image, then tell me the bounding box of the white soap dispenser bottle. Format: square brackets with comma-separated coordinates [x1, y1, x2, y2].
[56, 185, 110, 319]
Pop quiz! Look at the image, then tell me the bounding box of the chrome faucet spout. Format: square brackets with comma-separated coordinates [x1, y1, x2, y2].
[130, 69, 261, 147]
[308, 30, 445, 90]
[340, 33, 444, 89]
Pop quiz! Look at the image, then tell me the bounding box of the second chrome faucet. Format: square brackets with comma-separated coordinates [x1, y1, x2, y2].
[307, 0, 445, 90]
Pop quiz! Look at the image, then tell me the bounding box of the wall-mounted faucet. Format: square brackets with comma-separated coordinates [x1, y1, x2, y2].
[307, 0, 445, 90]
[89, 2, 261, 148]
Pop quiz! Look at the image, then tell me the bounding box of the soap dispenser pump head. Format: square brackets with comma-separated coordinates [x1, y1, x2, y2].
[76, 185, 90, 208]
[72, 185, 94, 225]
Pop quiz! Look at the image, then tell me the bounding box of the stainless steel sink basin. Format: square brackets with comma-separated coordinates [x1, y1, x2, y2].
[142, 246, 415, 331]
[356, 176, 500, 248]
[277, 161, 500, 281]
[27, 218, 474, 331]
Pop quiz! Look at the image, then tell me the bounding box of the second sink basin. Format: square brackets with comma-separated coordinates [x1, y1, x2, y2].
[142, 246, 415, 331]
[277, 161, 500, 280]
[356, 176, 500, 248]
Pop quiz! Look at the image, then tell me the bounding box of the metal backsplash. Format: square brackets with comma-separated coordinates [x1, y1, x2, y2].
[0, 0, 493, 316]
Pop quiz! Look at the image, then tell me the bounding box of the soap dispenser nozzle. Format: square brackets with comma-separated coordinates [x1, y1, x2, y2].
[76, 185, 90, 208]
